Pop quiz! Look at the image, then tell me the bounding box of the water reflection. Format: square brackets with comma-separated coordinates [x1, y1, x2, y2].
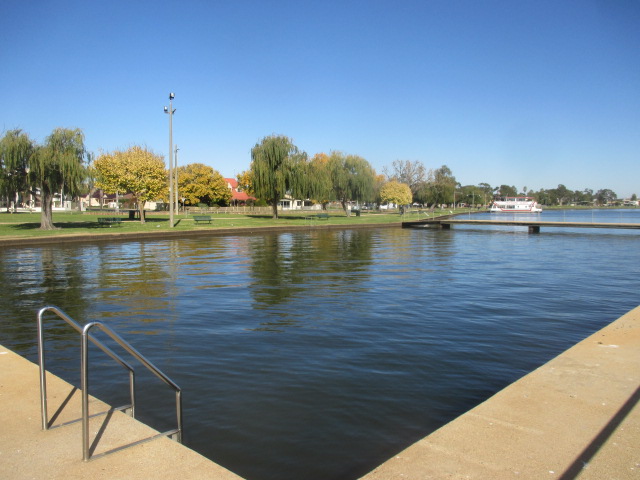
[247, 230, 373, 331]
[0, 247, 95, 355]
[93, 243, 172, 319]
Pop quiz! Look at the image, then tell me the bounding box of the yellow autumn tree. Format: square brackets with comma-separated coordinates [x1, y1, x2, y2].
[380, 180, 412, 208]
[373, 173, 386, 207]
[178, 163, 231, 206]
[308, 153, 333, 209]
[94, 146, 167, 223]
[236, 169, 254, 197]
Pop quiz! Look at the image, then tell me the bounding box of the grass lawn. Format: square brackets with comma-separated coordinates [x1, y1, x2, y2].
[0, 208, 468, 240]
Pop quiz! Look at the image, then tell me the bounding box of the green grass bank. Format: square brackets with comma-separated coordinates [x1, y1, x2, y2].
[0, 208, 467, 242]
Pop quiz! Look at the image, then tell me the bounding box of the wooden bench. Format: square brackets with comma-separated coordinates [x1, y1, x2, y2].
[193, 215, 212, 224]
[97, 217, 122, 227]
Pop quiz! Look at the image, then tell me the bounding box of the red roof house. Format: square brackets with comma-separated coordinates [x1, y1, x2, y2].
[225, 178, 255, 204]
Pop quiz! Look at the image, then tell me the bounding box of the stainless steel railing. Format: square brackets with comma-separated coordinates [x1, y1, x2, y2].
[81, 321, 183, 460]
[37, 306, 183, 461]
[37, 306, 136, 430]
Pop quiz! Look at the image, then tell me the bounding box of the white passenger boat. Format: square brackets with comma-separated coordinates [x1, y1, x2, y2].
[489, 196, 542, 213]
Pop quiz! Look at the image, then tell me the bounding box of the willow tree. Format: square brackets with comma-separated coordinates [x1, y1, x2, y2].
[93, 146, 167, 223]
[30, 128, 86, 230]
[328, 152, 375, 215]
[250, 135, 306, 219]
[0, 129, 35, 212]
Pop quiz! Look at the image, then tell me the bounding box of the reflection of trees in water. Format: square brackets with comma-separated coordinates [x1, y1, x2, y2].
[247, 230, 373, 330]
[0, 231, 378, 343]
[0, 246, 91, 358]
[41, 248, 91, 317]
[0, 250, 42, 356]
[170, 237, 234, 289]
[92, 242, 173, 327]
[382, 228, 456, 274]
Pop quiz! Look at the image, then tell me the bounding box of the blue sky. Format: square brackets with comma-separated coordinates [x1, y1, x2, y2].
[2, 0, 638, 197]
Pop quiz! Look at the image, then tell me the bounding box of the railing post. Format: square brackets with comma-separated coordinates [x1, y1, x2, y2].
[176, 390, 183, 443]
[129, 370, 136, 418]
[37, 308, 49, 430]
[81, 322, 94, 461]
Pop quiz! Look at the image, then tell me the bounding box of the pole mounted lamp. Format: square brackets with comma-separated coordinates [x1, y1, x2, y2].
[174, 145, 179, 214]
[164, 93, 176, 227]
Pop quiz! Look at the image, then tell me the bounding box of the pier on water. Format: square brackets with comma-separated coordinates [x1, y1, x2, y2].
[403, 217, 640, 234]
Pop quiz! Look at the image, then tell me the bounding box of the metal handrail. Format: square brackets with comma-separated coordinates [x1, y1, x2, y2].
[81, 321, 182, 461]
[37, 306, 183, 461]
[37, 306, 136, 430]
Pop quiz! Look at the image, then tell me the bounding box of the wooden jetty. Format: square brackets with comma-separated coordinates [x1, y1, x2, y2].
[403, 218, 640, 234]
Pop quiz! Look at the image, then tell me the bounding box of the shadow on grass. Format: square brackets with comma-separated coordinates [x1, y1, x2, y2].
[246, 214, 282, 220]
[7, 222, 42, 231]
[8, 218, 169, 232]
[249, 214, 329, 220]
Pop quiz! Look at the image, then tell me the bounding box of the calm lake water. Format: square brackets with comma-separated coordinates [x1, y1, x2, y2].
[1, 209, 639, 480]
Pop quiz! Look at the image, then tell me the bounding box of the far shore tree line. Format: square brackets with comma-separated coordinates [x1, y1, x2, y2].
[0, 128, 634, 228]
[236, 135, 632, 218]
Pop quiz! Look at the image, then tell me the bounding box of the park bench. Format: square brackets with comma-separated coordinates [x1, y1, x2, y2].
[97, 217, 122, 227]
[304, 213, 330, 222]
[193, 215, 212, 224]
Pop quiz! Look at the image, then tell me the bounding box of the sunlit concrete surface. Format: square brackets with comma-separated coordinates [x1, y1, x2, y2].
[0, 346, 244, 480]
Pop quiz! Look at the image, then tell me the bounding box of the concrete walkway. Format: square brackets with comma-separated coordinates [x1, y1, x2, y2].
[2, 306, 639, 479]
[360, 306, 640, 479]
[0, 346, 244, 480]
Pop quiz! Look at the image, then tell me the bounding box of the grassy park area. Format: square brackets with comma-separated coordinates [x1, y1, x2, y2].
[0, 208, 469, 241]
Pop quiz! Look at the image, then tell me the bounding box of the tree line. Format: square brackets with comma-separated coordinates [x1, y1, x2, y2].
[0, 128, 233, 227]
[1, 128, 632, 229]
[239, 135, 460, 218]
[93, 146, 231, 222]
[242, 135, 631, 218]
[454, 183, 629, 207]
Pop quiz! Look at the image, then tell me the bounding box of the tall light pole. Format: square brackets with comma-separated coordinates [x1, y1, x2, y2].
[174, 145, 179, 214]
[164, 93, 176, 227]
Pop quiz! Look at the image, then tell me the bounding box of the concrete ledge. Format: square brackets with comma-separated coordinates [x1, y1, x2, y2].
[0, 346, 244, 480]
[360, 306, 640, 479]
